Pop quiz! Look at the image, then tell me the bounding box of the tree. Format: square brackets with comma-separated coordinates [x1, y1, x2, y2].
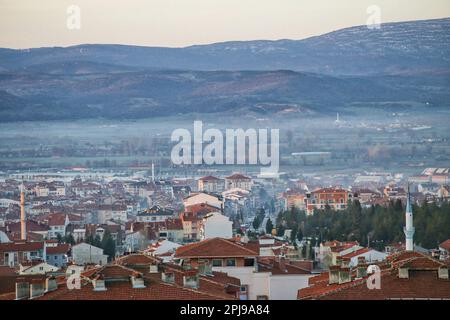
[252, 215, 261, 230]
[56, 233, 63, 244]
[63, 234, 75, 245]
[297, 227, 303, 241]
[101, 230, 116, 261]
[265, 218, 274, 235]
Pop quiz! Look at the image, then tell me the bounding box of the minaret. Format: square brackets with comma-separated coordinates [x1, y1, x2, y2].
[20, 185, 27, 241]
[403, 184, 415, 251]
[151, 162, 155, 182]
[335, 113, 340, 123]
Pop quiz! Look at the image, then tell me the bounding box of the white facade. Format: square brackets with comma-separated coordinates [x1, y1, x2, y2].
[347, 250, 387, 267]
[213, 266, 311, 300]
[136, 214, 172, 223]
[71, 243, 108, 265]
[183, 193, 223, 209]
[269, 275, 312, 300]
[19, 262, 59, 275]
[98, 208, 127, 224]
[200, 212, 233, 240]
[0, 230, 10, 243]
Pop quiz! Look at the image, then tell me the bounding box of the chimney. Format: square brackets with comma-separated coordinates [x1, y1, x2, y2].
[161, 271, 175, 284]
[328, 265, 340, 284]
[15, 278, 30, 300]
[198, 262, 213, 276]
[398, 267, 409, 279]
[92, 275, 107, 291]
[20, 189, 26, 241]
[131, 274, 146, 289]
[438, 266, 449, 280]
[149, 263, 159, 273]
[338, 267, 351, 284]
[279, 256, 287, 273]
[356, 257, 367, 278]
[183, 270, 199, 289]
[341, 257, 350, 268]
[45, 277, 57, 292]
[30, 278, 45, 299]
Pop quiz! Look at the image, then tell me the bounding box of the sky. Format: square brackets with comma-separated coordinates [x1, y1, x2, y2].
[1, 0, 450, 49]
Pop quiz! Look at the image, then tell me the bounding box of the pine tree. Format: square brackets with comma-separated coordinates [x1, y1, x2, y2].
[265, 218, 274, 235]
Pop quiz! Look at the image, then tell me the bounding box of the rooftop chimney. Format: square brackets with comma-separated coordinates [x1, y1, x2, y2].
[149, 264, 159, 274]
[328, 265, 340, 284]
[30, 278, 45, 299]
[341, 257, 350, 268]
[15, 278, 30, 300]
[398, 266, 409, 279]
[161, 271, 175, 284]
[20, 188, 26, 241]
[183, 270, 199, 289]
[338, 267, 351, 284]
[356, 257, 367, 278]
[45, 277, 57, 292]
[131, 274, 146, 289]
[438, 266, 449, 280]
[92, 275, 107, 291]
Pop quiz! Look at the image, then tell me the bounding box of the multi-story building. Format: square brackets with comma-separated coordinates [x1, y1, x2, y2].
[225, 174, 252, 191]
[71, 242, 108, 265]
[136, 205, 174, 223]
[197, 176, 225, 193]
[0, 242, 44, 267]
[306, 187, 353, 214]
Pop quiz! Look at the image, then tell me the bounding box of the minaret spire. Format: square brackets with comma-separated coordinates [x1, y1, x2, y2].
[404, 183, 415, 251]
[20, 184, 27, 241]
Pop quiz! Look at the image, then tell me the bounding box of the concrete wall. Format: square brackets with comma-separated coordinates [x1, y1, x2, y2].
[269, 275, 313, 300]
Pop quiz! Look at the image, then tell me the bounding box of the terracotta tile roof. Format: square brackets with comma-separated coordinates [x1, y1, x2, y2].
[115, 254, 161, 266]
[226, 174, 251, 180]
[257, 257, 312, 275]
[47, 213, 67, 226]
[298, 251, 450, 300]
[439, 239, 450, 251]
[340, 247, 372, 259]
[5, 220, 49, 232]
[0, 241, 43, 253]
[85, 265, 141, 280]
[35, 280, 227, 300]
[0, 266, 16, 277]
[199, 176, 221, 181]
[184, 203, 219, 216]
[46, 244, 70, 255]
[312, 187, 349, 194]
[175, 238, 258, 258]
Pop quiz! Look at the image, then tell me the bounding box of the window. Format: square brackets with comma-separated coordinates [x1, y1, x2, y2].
[226, 259, 236, 267]
[54, 256, 58, 260]
[244, 258, 254, 267]
[257, 295, 268, 300]
[212, 259, 223, 267]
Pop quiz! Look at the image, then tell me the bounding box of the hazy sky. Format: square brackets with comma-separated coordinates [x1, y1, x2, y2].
[1, 0, 450, 49]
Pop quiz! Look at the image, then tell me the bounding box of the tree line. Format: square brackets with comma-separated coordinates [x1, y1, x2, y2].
[275, 200, 450, 250]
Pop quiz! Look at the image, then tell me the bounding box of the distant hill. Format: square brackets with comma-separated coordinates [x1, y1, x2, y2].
[0, 69, 448, 122]
[0, 18, 449, 122]
[1, 18, 449, 75]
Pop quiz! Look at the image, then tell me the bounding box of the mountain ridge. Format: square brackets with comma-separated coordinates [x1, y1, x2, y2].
[0, 17, 449, 122]
[1, 17, 449, 75]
